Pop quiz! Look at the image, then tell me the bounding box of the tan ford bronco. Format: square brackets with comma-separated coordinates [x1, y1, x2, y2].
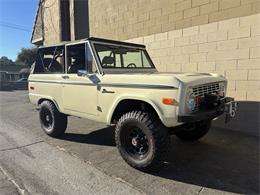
[29, 37, 237, 170]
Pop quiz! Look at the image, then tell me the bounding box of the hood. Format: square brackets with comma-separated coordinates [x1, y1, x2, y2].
[102, 72, 226, 87]
[101, 72, 226, 88]
[153, 72, 226, 86]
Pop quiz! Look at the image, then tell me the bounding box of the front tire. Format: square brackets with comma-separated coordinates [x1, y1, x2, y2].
[175, 120, 211, 142]
[115, 111, 170, 171]
[39, 100, 67, 137]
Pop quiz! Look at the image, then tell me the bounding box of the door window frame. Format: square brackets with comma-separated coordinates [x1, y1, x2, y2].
[64, 41, 101, 75]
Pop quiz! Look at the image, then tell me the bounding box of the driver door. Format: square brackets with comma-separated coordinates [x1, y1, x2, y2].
[62, 42, 99, 118]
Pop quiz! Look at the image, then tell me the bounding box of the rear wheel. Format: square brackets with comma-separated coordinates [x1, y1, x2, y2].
[39, 100, 67, 137]
[175, 120, 211, 142]
[115, 111, 170, 171]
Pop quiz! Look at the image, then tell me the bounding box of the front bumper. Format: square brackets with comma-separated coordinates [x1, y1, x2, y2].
[178, 97, 237, 123]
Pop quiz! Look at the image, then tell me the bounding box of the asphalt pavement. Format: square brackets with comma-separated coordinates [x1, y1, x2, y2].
[0, 90, 259, 195]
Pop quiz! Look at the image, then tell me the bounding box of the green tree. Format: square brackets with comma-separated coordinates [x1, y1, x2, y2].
[16, 47, 37, 67]
[0, 56, 15, 66]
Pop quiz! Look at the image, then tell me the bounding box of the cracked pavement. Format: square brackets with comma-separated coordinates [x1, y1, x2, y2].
[0, 167, 22, 195]
[0, 90, 259, 194]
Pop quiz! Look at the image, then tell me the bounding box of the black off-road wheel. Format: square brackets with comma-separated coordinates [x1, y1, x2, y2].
[39, 100, 67, 138]
[175, 120, 211, 142]
[115, 111, 170, 171]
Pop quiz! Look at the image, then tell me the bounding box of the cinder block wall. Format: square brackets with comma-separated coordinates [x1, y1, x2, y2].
[89, 0, 260, 135]
[89, 0, 259, 40]
[89, 0, 259, 101]
[128, 14, 260, 101]
[126, 14, 260, 136]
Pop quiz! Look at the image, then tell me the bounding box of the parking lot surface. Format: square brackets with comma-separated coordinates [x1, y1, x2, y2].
[0, 91, 259, 194]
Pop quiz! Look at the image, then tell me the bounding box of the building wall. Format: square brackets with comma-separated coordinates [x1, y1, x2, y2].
[89, 0, 260, 102]
[128, 14, 260, 101]
[89, 0, 260, 135]
[89, 0, 260, 40]
[41, 0, 61, 45]
[69, 0, 76, 41]
[126, 14, 260, 136]
[40, 0, 88, 44]
[31, 2, 43, 44]
[73, 0, 89, 39]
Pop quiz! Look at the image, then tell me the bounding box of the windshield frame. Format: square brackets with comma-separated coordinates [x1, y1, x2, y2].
[89, 41, 157, 74]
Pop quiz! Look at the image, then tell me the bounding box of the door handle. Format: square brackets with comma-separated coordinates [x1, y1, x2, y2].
[102, 88, 115, 94]
[62, 75, 69, 79]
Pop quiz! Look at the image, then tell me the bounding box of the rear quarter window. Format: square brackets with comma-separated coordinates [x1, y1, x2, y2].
[33, 46, 65, 74]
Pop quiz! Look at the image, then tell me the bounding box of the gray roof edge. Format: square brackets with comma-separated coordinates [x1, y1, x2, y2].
[38, 37, 146, 49]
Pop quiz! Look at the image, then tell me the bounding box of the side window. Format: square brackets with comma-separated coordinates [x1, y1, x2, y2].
[34, 46, 65, 74]
[66, 43, 98, 74]
[67, 44, 86, 74]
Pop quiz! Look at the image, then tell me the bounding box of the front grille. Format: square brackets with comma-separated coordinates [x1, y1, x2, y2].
[192, 82, 220, 97]
[191, 82, 220, 112]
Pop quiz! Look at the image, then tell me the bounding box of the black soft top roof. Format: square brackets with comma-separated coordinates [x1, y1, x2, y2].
[38, 37, 145, 50]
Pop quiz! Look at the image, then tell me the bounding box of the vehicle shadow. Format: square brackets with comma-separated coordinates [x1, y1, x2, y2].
[58, 126, 259, 194]
[158, 131, 259, 194]
[60, 126, 116, 147]
[213, 101, 260, 137]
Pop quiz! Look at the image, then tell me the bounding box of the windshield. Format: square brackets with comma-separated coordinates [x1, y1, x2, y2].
[93, 43, 156, 73]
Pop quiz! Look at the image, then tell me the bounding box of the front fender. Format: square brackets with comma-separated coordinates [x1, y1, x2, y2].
[106, 94, 164, 125]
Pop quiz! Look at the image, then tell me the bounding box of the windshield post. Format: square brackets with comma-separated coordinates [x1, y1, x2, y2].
[141, 51, 144, 68]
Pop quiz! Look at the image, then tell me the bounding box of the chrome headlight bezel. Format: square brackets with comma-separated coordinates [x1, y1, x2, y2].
[186, 88, 196, 113]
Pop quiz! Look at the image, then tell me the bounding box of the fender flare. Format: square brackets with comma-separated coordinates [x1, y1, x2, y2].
[37, 96, 61, 112]
[106, 95, 164, 124]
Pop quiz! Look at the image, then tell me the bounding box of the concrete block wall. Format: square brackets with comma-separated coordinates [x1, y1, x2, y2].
[89, 0, 260, 40]
[127, 14, 260, 102]
[126, 13, 260, 136]
[89, 0, 260, 101]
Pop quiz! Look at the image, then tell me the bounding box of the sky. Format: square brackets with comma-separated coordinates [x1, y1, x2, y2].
[0, 0, 38, 61]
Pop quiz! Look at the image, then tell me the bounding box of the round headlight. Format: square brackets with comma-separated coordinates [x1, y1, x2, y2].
[187, 97, 196, 111]
[186, 89, 196, 112]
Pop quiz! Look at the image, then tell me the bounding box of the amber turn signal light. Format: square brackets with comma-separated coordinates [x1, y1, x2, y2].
[162, 98, 175, 105]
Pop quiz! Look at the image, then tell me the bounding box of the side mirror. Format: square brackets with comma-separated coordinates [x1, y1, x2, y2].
[77, 70, 87, 77]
